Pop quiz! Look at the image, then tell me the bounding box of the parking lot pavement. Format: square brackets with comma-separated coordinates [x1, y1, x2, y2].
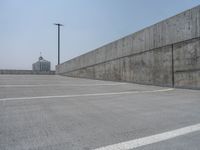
[0, 75, 200, 150]
[135, 131, 200, 150]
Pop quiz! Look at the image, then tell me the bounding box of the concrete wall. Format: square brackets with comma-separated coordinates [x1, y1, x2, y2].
[0, 70, 55, 75]
[174, 38, 200, 89]
[56, 5, 200, 89]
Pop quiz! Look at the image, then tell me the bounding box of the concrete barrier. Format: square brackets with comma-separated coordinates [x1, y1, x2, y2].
[56, 5, 200, 89]
[0, 70, 55, 75]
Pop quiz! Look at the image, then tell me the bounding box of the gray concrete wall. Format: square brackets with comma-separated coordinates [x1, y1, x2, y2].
[56, 5, 200, 89]
[0, 70, 55, 75]
[173, 38, 200, 89]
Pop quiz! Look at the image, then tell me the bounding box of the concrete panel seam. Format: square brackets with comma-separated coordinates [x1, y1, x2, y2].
[175, 68, 200, 73]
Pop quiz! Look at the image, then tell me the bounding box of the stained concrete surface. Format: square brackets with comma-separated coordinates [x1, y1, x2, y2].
[0, 75, 200, 150]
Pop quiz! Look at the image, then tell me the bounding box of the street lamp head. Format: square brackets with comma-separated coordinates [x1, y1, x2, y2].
[54, 23, 64, 26]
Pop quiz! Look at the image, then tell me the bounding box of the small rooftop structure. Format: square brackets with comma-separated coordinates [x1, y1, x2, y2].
[32, 55, 51, 71]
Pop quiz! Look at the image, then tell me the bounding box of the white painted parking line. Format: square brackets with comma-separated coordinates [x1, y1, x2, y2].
[0, 88, 173, 101]
[94, 123, 200, 150]
[0, 83, 127, 87]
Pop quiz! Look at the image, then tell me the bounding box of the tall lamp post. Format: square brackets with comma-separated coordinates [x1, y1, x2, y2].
[54, 23, 63, 65]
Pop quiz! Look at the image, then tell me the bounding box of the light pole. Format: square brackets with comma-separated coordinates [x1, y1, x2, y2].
[54, 23, 63, 65]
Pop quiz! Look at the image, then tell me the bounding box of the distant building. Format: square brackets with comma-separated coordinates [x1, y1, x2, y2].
[32, 56, 51, 71]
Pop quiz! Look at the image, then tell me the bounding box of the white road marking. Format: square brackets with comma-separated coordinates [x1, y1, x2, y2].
[94, 123, 200, 150]
[0, 88, 173, 101]
[0, 83, 127, 87]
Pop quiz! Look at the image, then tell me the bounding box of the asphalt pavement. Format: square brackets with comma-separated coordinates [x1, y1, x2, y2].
[0, 75, 200, 150]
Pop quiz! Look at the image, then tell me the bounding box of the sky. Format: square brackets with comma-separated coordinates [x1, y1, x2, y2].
[0, 0, 199, 70]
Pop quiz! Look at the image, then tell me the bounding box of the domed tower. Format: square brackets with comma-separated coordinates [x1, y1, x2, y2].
[32, 55, 51, 71]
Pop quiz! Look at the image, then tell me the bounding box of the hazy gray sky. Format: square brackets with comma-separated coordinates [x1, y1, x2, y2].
[0, 0, 199, 70]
